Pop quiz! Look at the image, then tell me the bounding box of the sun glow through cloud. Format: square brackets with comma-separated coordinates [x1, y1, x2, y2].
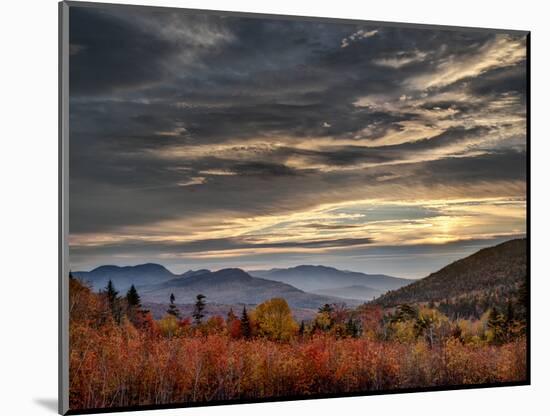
[68, 9, 526, 277]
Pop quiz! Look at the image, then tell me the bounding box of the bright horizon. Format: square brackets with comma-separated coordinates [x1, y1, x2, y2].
[73, 235, 525, 279]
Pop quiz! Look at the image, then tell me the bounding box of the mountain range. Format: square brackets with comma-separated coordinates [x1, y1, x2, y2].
[73, 264, 407, 309]
[311, 285, 381, 301]
[373, 238, 527, 307]
[139, 268, 359, 309]
[250, 265, 412, 300]
[73, 263, 177, 292]
[73, 239, 526, 312]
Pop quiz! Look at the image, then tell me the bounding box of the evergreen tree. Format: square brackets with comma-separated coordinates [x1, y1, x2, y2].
[126, 285, 143, 324]
[240, 306, 251, 339]
[487, 306, 506, 344]
[298, 320, 305, 337]
[126, 285, 141, 308]
[392, 304, 418, 323]
[104, 280, 122, 324]
[167, 293, 181, 319]
[318, 304, 334, 314]
[346, 318, 360, 338]
[106, 280, 118, 305]
[192, 294, 206, 325]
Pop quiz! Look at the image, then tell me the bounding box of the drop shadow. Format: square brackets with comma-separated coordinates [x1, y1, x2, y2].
[34, 398, 58, 413]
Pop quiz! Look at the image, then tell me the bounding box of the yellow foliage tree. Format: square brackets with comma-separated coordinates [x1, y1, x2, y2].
[313, 311, 332, 332]
[158, 314, 180, 338]
[415, 307, 451, 347]
[253, 298, 298, 341]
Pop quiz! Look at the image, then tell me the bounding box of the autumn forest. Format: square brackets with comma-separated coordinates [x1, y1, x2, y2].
[69, 267, 527, 411]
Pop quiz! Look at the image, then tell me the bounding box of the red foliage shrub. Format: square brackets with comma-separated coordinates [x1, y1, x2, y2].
[68, 279, 527, 411]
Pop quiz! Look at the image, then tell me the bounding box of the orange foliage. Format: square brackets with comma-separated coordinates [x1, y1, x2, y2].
[68, 279, 527, 411]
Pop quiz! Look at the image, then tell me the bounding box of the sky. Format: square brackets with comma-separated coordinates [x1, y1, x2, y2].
[68, 5, 527, 278]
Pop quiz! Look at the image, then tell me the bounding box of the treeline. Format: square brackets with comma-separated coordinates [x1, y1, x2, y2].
[433, 277, 528, 321]
[71, 275, 526, 346]
[69, 276, 527, 411]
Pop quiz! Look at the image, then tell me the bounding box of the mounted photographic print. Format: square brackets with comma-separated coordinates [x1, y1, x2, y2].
[59, 1, 530, 414]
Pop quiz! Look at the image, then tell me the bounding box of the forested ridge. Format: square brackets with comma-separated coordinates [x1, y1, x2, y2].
[373, 239, 527, 318]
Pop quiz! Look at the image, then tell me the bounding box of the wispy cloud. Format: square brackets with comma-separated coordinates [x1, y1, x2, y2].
[341, 28, 378, 48]
[405, 35, 526, 90]
[373, 50, 428, 68]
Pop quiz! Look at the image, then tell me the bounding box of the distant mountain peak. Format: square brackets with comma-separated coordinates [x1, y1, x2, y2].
[133, 263, 171, 271]
[293, 265, 337, 271]
[74, 262, 178, 292]
[249, 265, 410, 299]
[89, 265, 121, 273]
[181, 269, 210, 277]
[212, 268, 251, 279]
[89, 263, 171, 273]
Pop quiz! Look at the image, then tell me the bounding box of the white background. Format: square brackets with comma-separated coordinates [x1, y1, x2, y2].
[1, 0, 548, 414]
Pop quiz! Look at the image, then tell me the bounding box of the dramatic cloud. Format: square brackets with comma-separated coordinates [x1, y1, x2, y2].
[68, 5, 527, 277]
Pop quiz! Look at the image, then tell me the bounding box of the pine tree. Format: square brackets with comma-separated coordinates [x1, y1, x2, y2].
[318, 304, 334, 314]
[240, 306, 251, 339]
[394, 304, 418, 322]
[106, 280, 118, 305]
[298, 320, 305, 337]
[126, 285, 141, 308]
[104, 280, 122, 324]
[346, 318, 359, 338]
[167, 293, 181, 319]
[192, 294, 206, 325]
[487, 306, 506, 344]
[126, 285, 142, 324]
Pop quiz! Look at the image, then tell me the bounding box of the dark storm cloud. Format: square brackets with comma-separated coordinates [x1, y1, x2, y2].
[69, 7, 178, 95]
[274, 126, 491, 167]
[230, 161, 299, 177]
[71, 236, 373, 257]
[68, 4, 527, 271]
[467, 64, 527, 98]
[417, 149, 527, 184]
[69, 146, 526, 235]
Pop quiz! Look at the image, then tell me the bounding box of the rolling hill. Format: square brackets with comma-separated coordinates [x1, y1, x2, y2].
[72, 263, 177, 292]
[373, 238, 527, 307]
[312, 285, 381, 301]
[140, 268, 361, 309]
[249, 265, 412, 295]
[72, 264, 363, 309]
